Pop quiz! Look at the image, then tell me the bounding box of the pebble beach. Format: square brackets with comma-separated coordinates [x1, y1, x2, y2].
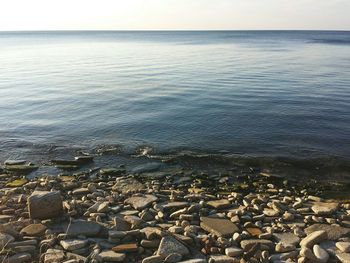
[1, 156, 350, 263]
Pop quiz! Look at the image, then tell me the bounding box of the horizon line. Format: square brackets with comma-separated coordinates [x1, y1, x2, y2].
[1, 29, 350, 33]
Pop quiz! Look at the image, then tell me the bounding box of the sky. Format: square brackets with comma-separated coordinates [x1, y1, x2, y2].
[0, 0, 349, 31]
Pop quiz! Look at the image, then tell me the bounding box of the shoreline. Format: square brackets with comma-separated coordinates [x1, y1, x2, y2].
[1, 155, 350, 262]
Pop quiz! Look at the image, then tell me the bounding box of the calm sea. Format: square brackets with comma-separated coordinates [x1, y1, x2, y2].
[0, 31, 349, 167]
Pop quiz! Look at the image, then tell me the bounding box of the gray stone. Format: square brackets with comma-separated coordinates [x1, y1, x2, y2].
[207, 199, 231, 209]
[125, 194, 158, 210]
[99, 250, 126, 262]
[142, 255, 163, 263]
[305, 224, 350, 240]
[0, 252, 32, 263]
[240, 239, 274, 251]
[337, 242, 350, 253]
[165, 253, 183, 262]
[112, 178, 144, 193]
[209, 254, 236, 262]
[157, 236, 189, 257]
[20, 223, 47, 236]
[311, 202, 339, 216]
[225, 247, 243, 257]
[272, 233, 300, 246]
[336, 252, 350, 263]
[300, 230, 327, 248]
[313, 244, 329, 263]
[0, 233, 14, 249]
[64, 220, 101, 237]
[44, 249, 65, 263]
[60, 239, 88, 251]
[28, 191, 63, 219]
[200, 217, 239, 237]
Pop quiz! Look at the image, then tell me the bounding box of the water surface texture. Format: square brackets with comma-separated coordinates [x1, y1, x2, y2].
[0, 31, 349, 160]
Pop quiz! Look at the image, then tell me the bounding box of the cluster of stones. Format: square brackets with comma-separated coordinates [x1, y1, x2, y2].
[1, 160, 350, 263]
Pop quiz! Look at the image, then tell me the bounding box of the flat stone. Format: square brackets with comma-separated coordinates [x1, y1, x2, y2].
[0, 215, 14, 223]
[272, 233, 300, 246]
[305, 224, 350, 240]
[207, 199, 231, 209]
[28, 191, 63, 219]
[200, 217, 239, 237]
[311, 202, 339, 215]
[225, 247, 243, 257]
[60, 239, 88, 251]
[0, 233, 15, 249]
[336, 252, 350, 263]
[0, 252, 32, 263]
[160, 202, 189, 211]
[72, 188, 90, 195]
[44, 249, 65, 263]
[337, 242, 350, 253]
[178, 260, 207, 263]
[246, 227, 262, 237]
[165, 253, 183, 262]
[300, 230, 327, 248]
[157, 236, 190, 257]
[142, 255, 163, 263]
[209, 254, 236, 263]
[99, 250, 126, 262]
[240, 239, 274, 251]
[100, 168, 125, 176]
[4, 160, 26, 165]
[64, 220, 101, 237]
[4, 164, 38, 174]
[125, 195, 158, 210]
[112, 243, 138, 253]
[263, 208, 279, 217]
[20, 223, 47, 236]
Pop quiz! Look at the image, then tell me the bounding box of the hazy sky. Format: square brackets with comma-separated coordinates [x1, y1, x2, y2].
[0, 0, 349, 31]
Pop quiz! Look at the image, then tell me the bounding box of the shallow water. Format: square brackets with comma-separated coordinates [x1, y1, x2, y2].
[0, 31, 350, 165]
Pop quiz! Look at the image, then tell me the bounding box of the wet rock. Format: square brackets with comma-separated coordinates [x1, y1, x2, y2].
[157, 236, 190, 257]
[28, 191, 63, 219]
[200, 217, 239, 237]
[300, 230, 327, 248]
[125, 194, 158, 210]
[4, 160, 26, 165]
[99, 250, 126, 262]
[20, 223, 47, 236]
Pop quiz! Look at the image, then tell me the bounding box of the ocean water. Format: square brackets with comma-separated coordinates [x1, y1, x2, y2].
[0, 31, 350, 167]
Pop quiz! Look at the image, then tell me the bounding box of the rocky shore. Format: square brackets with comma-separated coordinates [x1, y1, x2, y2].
[1, 156, 350, 263]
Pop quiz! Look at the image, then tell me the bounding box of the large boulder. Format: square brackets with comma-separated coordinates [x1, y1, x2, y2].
[28, 191, 63, 219]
